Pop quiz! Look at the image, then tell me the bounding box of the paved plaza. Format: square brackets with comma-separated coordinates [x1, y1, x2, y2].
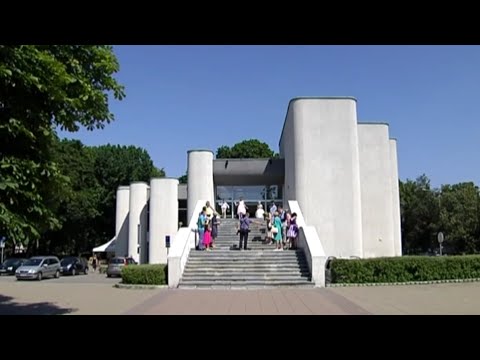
[1, 274, 480, 315]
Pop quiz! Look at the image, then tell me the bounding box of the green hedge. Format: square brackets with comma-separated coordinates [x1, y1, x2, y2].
[121, 264, 167, 285]
[330, 256, 480, 284]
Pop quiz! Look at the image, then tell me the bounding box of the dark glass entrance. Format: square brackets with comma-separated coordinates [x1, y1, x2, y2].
[215, 185, 284, 218]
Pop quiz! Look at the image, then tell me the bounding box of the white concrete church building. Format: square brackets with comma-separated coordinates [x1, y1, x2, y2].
[108, 97, 402, 287]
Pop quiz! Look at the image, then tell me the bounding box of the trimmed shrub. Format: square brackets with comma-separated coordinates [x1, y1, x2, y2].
[121, 264, 167, 285]
[330, 255, 480, 284]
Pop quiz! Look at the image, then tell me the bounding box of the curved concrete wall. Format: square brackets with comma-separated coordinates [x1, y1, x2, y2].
[187, 150, 214, 221]
[281, 98, 363, 258]
[128, 182, 149, 264]
[115, 186, 130, 258]
[358, 124, 395, 258]
[149, 178, 179, 264]
[389, 139, 402, 256]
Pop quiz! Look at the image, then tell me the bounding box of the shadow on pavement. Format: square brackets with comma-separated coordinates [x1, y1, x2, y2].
[0, 294, 76, 315]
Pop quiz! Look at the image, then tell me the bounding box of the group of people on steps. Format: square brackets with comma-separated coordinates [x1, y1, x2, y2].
[196, 198, 299, 251]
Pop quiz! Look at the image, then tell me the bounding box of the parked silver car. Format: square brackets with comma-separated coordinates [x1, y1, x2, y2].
[106, 257, 136, 278]
[16, 256, 61, 281]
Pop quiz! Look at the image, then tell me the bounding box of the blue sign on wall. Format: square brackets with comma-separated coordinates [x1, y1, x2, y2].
[165, 235, 170, 248]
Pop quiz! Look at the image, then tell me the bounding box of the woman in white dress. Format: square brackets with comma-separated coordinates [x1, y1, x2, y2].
[236, 197, 247, 219]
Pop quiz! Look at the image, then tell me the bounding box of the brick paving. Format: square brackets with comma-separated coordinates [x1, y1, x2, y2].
[2, 274, 480, 315]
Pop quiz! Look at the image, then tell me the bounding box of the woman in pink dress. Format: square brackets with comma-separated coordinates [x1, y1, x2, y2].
[203, 221, 213, 251]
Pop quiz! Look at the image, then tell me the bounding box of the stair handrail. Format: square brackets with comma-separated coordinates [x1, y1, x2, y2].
[168, 199, 207, 287]
[287, 201, 327, 287]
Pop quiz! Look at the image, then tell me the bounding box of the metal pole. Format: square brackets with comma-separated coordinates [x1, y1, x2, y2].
[439, 243, 443, 256]
[1, 247, 4, 264]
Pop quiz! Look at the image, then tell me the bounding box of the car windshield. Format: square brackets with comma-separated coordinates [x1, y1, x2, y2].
[3, 259, 18, 266]
[23, 258, 43, 266]
[110, 258, 125, 264]
[60, 257, 76, 266]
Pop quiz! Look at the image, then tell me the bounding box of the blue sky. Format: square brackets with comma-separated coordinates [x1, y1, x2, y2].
[60, 45, 480, 188]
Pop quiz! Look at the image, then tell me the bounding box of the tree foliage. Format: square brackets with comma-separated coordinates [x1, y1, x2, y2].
[216, 139, 275, 159]
[400, 175, 480, 255]
[40, 140, 164, 255]
[0, 45, 125, 247]
[178, 172, 188, 184]
[438, 182, 480, 254]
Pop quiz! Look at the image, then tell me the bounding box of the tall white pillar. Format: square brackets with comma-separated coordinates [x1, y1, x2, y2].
[358, 124, 395, 258]
[390, 139, 402, 256]
[115, 186, 130, 258]
[149, 178, 179, 264]
[281, 98, 363, 258]
[187, 150, 214, 222]
[128, 182, 149, 264]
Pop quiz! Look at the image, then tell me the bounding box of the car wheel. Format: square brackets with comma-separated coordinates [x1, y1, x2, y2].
[84, 267, 88, 275]
[107, 274, 111, 278]
[71, 268, 76, 276]
[55, 270, 60, 279]
[37, 272, 43, 281]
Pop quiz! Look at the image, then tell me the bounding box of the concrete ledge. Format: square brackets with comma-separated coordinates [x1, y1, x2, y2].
[327, 278, 480, 287]
[114, 283, 168, 290]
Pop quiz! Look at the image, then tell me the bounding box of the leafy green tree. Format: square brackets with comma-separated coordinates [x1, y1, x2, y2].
[41, 139, 102, 255]
[40, 141, 164, 255]
[216, 145, 232, 159]
[178, 172, 188, 184]
[438, 182, 480, 254]
[0, 45, 125, 248]
[216, 139, 275, 159]
[399, 174, 440, 254]
[90, 144, 164, 247]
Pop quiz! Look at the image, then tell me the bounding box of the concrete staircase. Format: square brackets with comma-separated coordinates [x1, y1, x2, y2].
[178, 218, 313, 288]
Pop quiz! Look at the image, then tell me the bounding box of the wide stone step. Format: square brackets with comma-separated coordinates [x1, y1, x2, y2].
[186, 262, 308, 268]
[185, 263, 309, 269]
[189, 249, 304, 254]
[186, 265, 307, 269]
[187, 255, 305, 261]
[186, 260, 306, 265]
[186, 265, 307, 270]
[178, 279, 313, 287]
[183, 271, 310, 277]
[181, 276, 311, 283]
[214, 239, 273, 242]
[187, 256, 306, 261]
[188, 252, 305, 258]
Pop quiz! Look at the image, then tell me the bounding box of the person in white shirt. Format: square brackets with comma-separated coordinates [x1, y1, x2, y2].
[221, 200, 230, 219]
[255, 201, 265, 219]
[235, 197, 247, 219]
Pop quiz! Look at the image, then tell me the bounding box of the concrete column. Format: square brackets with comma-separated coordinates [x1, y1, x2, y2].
[187, 150, 214, 222]
[280, 98, 363, 258]
[128, 182, 149, 264]
[389, 139, 402, 256]
[115, 186, 130, 258]
[149, 178, 179, 264]
[358, 124, 395, 258]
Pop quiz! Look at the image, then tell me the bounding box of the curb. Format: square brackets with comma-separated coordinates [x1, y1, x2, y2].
[114, 283, 168, 290]
[326, 278, 480, 287]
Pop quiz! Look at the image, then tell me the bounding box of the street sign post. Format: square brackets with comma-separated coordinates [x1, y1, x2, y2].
[165, 235, 170, 256]
[0, 236, 6, 264]
[437, 232, 444, 256]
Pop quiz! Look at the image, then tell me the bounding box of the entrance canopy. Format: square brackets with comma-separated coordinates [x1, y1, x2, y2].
[93, 237, 116, 253]
[213, 158, 284, 185]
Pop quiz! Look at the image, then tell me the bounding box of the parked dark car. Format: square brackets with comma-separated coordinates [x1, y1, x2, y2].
[106, 257, 137, 278]
[0, 258, 28, 275]
[60, 256, 89, 276]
